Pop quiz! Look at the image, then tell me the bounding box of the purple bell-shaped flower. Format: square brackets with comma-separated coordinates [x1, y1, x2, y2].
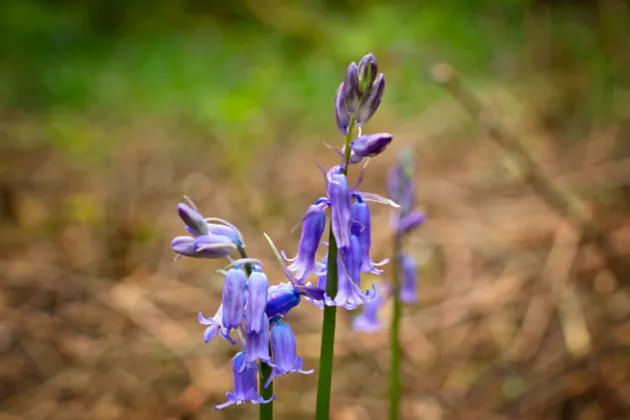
[244, 269, 269, 334]
[283, 200, 327, 281]
[264, 318, 314, 388]
[222, 268, 247, 335]
[214, 352, 275, 410]
[325, 235, 376, 310]
[350, 196, 388, 274]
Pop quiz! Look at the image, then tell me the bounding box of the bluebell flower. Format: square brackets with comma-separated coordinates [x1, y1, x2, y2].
[326, 166, 353, 249]
[215, 352, 275, 410]
[400, 254, 418, 304]
[222, 268, 247, 334]
[349, 133, 393, 160]
[325, 234, 376, 310]
[323, 164, 399, 243]
[198, 304, 233, 344]
[283, 200, 327, 281]
[265, 317, 314, 387]
[245, 269, 269, 334]
[241, 313, 273, 372]
[263, 234, 329, 308]
[350, 196, 388, 274]
[265, 283, 301, 317]
[301, 166, 398, 255]
[352, 282, 385, 333]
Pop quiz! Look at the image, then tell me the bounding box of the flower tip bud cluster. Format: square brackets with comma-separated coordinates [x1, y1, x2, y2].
[335, 53, 386, 135]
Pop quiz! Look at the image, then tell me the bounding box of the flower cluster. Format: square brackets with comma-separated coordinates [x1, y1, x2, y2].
[352, 148, 426, 332]
[172, 202, 321, 410]
[268, 53, 399, 312]
[171, 52, 400, 412]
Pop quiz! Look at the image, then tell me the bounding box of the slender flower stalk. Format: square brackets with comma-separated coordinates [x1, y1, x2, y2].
[315, 117, 355, 420]
[316, 53, 392, 420]
[387, 148, 425, 420]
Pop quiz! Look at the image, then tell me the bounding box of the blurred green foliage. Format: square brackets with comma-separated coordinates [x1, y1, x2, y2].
[1, 0, 628, 157]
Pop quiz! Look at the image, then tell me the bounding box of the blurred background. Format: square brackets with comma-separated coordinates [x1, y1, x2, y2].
[1, 0, 630, 419]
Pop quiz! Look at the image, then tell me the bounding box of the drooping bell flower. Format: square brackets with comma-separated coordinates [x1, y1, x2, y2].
[262, 232, 330, 312]
[265, 318, 314, 388]
[325, 234, 376, 310]
[265, 283, 301, 318]
[283, 200, 327, 281]
[214, 352, 275, 410]
[352, 282, 385, 332]
[244, 269, 269, 334]
[241, 313, 273, 372]
[350, 196, 388, 274]
[326, 166, 352, 249]
[400, 254, 418, 304]
[222, 268, 247, 334]
[198, 304, 233, 344]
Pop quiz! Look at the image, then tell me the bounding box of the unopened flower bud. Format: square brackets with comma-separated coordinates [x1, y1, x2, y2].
[356, 73, 385, 126]
[357, 53, 378, 92]
[350, 133, 393, 158]
[343, 62, 361, 114]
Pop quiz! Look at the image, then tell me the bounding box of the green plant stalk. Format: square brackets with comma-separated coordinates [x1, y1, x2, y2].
[238, 246, 274, 420]
[315, 118, 356, 420]
[388, 233, 403, 420]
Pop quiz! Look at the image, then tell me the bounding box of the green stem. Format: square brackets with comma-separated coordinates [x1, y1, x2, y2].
[238, 246, 273, 420]
[315, 234, 338, 420]
[388, 234, 402, 420]
[315, 118, 356, 420]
